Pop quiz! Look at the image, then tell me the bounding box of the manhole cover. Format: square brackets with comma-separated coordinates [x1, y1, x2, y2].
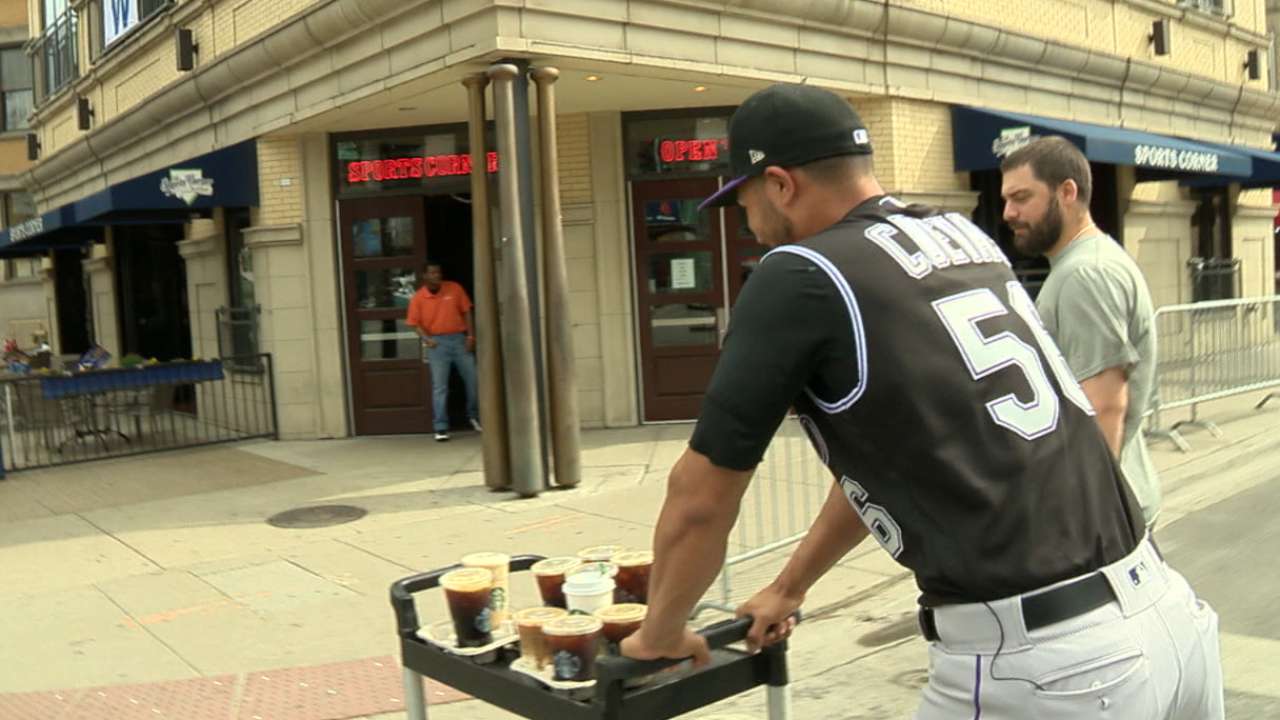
[267, 504, 367, 529]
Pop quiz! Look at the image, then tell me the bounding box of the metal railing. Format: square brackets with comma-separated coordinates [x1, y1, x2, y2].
[0, 354, 277, 476]
[699, 417, 828, 614]
[34, 11, 79, 101]
[1146, 296, 1280, 451]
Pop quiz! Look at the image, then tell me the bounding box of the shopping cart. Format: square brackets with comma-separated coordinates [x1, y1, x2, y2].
[390, 554, 794, 719]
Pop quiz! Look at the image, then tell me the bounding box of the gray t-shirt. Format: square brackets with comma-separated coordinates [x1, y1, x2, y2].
[1036, 233, 1161, 526]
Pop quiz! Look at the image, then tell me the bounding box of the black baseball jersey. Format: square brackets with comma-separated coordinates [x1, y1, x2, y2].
[690, 195, 1143, 606]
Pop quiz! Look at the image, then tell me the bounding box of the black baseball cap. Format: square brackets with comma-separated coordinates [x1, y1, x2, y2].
[699, 84, 873, 211]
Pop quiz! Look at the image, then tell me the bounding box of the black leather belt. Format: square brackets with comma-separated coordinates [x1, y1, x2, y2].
[919, 571, 1117, 642]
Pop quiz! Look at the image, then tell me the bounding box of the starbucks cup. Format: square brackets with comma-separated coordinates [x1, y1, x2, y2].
[462, 552, 511, 625]
[562, 568, 616, 615]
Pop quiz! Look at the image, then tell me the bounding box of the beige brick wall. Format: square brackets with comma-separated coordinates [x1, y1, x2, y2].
[107, 41, 172, 120]
[212, 0, 318, 52]
[256, 138, 303, 225]
[859, 97, 966, 194]
[0, 0, 27, 28]
[903, 0, 1266, 86]
[0, 137, 29, 176]
[557, 113, 592, 205]
[554, 111, 605, 427]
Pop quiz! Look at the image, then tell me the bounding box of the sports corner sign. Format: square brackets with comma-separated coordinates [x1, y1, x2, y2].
[160, 168, 215, 206]
[1132, 144, 1220, 173]
[993, 124, 1223, 174]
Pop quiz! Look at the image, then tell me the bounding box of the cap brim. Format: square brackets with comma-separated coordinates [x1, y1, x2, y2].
[698, 175, 749, 211]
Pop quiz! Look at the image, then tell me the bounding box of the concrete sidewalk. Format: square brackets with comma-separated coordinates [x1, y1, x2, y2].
[0, 392, 1275, 720]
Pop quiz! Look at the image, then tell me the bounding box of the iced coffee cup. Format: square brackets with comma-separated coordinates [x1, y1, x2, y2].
[462, 552, 511, 625]
[563, 566, 616, 615]
[594, 603, 647, 645]
[577, 545, 626, 563]
[440, 568, 495, 648]
[611, 550, 653, 604]
[531, 557, 583, 608]
[543, 615, 604, 682]
[514, 606, 568, 669]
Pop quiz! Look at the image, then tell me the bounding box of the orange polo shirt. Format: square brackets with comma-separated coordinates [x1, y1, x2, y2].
[406, 281, 473, 336]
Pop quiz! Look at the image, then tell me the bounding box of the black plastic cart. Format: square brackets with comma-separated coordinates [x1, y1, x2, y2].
[390, 554, 794, 719]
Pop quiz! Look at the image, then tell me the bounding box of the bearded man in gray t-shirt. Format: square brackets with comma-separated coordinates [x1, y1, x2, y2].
[1000, 136, 1161, 527]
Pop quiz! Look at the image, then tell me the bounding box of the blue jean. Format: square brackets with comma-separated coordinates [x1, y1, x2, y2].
[424, 333, 478, 432]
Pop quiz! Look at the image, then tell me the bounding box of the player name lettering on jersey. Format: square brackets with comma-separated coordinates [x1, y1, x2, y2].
[864, 212, 1011, 280]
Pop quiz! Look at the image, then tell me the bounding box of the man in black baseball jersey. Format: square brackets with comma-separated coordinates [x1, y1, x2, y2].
[621, 84, 1223, 718]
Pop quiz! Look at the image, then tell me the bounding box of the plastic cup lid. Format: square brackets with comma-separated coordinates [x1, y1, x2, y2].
[532, 557, 583, 576]
[514, 607, 568, 625]
[440, 567, 492, 591]
[577, 544, 626, 561]
[611, 550, 653, 567]
[542, 615, 604, 636]
[567, 561, 618, 579]
[594, 603, 647, 623]
[563, 571, 615, 595]
[461, 552, 510, 567]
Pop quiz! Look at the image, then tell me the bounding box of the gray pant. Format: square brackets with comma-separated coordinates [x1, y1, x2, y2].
[915, 538, 1223, 719]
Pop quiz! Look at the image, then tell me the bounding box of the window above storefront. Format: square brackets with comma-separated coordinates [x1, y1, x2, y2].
[0, 47, 34, 132]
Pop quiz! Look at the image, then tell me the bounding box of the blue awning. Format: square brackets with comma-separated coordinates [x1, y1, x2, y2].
[73, 140, 258, 223]
[951, 106, 1253, 180]
[1183, 135, 1280, 189]
[0, 206, 88, 255]
[0, 141, 258, 254]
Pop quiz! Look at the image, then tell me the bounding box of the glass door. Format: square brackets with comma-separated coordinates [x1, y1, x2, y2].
[340, 196, 430, 435]
[632, 178, 726, 421]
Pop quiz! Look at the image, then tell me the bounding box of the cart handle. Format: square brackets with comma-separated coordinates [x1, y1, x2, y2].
[595, 611, 802, 686]
[389, 554, 546, 638]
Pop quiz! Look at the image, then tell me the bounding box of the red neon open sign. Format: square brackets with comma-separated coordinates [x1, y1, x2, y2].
[659, 139, 724, 163]
[347, 152, 499, 183]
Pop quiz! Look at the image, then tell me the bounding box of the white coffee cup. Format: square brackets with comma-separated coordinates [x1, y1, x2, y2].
[563, 569, 616, 615]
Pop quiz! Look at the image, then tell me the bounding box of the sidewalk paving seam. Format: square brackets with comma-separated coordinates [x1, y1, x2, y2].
[75, 510, 165, 570]
[332, 537, 418, 574]
[91, 583, 206, 678]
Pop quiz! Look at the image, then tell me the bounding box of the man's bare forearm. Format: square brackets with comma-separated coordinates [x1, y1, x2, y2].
[641, 500, 735, 647]
[640, 452, 749, 650]
[771, 482, 871, 599]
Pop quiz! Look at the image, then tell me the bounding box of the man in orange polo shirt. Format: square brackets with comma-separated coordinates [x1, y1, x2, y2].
[406, 262, 480, 441]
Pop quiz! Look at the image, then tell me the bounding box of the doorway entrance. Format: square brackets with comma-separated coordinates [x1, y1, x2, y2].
[54, 247, 91, 355]
[631, 178, 763, 421]
[115, 225, 192, 361]
[339, 194, 475, 435]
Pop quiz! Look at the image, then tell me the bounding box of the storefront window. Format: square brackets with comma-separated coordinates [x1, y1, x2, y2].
[624, 112, 731, 177]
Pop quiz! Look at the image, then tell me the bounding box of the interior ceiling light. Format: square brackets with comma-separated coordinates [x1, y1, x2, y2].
[693, 85, 708, 93]
[585, 75, 601, 81]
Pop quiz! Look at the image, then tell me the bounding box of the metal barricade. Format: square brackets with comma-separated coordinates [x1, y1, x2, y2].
[1147, 296, 1280, 451]
[700, 416, 828, 614]
[0, 354, 278, 475]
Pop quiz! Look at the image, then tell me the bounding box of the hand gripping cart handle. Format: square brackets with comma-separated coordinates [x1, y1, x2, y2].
[390, 554, 797, 720]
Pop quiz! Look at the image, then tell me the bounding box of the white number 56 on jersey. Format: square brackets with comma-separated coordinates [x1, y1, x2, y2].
[933, 280, 1094, 440]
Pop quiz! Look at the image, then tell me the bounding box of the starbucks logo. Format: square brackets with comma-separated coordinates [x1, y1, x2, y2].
[475, 606, 492, 634]
[554, 650, 581, 681]
[490, 587, 507, 609]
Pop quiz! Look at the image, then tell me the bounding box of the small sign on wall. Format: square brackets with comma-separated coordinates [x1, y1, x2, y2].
[670, 258, 696, 290]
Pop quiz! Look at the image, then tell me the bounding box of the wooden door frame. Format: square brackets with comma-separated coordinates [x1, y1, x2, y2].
[338, 195, 430, 435]
[630, 177, 726, 422]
